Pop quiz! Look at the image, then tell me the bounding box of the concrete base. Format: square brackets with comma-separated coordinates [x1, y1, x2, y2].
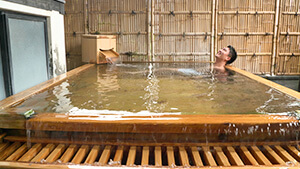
[261, 75, 300, 92]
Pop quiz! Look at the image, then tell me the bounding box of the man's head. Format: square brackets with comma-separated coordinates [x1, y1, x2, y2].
[226, 45, 237, 65]
[215, 45, 237, 65]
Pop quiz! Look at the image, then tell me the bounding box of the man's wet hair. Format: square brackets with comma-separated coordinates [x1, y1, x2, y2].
[226, 45, 237, 65]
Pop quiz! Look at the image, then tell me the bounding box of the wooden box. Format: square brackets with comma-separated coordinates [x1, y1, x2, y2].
[81, 34, 116, 64]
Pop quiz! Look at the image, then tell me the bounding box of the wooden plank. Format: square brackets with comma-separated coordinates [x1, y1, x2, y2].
[202, 146, 217, 166]
[45, 144, 66, 163]
[273, 145, 299, 165]
[113, 146, 123, 165]
[2, 161, 300, 169]
[154, 146, 162, 166]
[31, 144, 55, 162]
[249, 146, 272, 165]
[213, 146, 230, 166]
[191, 146, 203, 166]
[71, 145, 89, 164]
[227, 66, 300, 99]
[0, 133, 6, 142]
[60, 144, 78, 163]
[6, 136, 300, 148]
[179, 146, 190, 166]
[18, 143, 42, 162]
[285, 145, 300, 161]
[26, 113, 298, 134]
[263, 145, 285, 165]
[6, 143, 28, 161]
[126, 146, 136, 166]
[0, 64, 94, 110]
[166, 146, 175, 166]
[0, 142, 10, 152]
[238, 146, 259, 165]
[0, 142, 21, 160]
[224, 146, 244, 166]
[98, 145, 111, 165]
[84, 145, 100, 164]
[141, 146, 149, 166]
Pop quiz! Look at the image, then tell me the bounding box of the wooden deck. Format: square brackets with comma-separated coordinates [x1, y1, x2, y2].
[1, 139, 300, 168]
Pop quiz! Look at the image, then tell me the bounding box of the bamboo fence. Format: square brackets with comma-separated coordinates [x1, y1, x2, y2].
[64, 0, 300, 75]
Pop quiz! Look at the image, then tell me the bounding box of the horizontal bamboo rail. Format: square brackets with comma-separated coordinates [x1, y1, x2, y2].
[218, 11, 275, 15]
[66, 11, 147, 15]
[217, 32, 273, 36]
[282, 12, 300, 15]
[154, 11, 211, 15]
[66, 32, 148, 35]
[154, 32, 211, 36]
[122, 61, 214, 63]
[120, 52, 147, 55]
[153, 52, 210, 56]
[238, 53, 272, 56]
[280, 32, 300, 35]
[89, 11, 146, 14]
[279, 53, 300, 56]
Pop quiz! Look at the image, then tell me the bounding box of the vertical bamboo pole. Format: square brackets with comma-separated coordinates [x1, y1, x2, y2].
[151, 0, 155, 61]
[147, 0, 152, 61]
[214, 0, 219, 59]
[83, 0, 88, 34]
[271, 0, 281, 75]
[211, 0, 216, 62]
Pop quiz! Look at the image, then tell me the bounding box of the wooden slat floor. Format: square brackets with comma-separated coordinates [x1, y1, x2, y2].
[1, 140, 300, 168]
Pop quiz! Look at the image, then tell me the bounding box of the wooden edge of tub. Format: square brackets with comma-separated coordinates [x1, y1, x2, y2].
[4, 135, 300, 147]
[25, 113, 299, 133]
[226, 66, 300, 99]
[0, 64, 95, 110]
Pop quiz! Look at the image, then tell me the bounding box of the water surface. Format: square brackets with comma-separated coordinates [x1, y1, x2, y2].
[11, 63, 300, 115]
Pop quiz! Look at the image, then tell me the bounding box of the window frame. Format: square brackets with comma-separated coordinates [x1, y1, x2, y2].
[0, 11, 51, 97]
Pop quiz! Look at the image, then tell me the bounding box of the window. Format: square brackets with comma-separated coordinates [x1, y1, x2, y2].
[0, 45, 6, 100]
[0, 12, 50, 99]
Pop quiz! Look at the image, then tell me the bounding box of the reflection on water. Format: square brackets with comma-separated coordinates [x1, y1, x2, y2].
[52, 81, 74, 113]
[143, 64, 167, 113]
[11, 63, 300, 115]
[256, 88, 300, 115]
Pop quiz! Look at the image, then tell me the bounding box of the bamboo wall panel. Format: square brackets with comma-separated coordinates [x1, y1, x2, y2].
[217, 0, 275, 74]
[64, 0, 300, 74]
[153, 0, 211, 62]
[276, 0, 300, 74]
[87, 0, 148, 62]
[64, 0, 85, 70]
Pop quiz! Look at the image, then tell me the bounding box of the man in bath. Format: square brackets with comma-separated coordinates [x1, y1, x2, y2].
[213, 45, 237, 73]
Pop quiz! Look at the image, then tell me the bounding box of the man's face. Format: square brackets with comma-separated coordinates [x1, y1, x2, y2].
[215, 47, 231, 61]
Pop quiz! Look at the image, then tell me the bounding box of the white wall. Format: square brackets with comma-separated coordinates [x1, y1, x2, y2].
[0, 0, 66, 77]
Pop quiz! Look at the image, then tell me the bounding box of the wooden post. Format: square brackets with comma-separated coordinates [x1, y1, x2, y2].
[214, 0, 218, 58]
[271, 0, 281, 76]
[83, 0, 88, 34]
[151, 0, 155, 61]
[211, 0, 216, 63]
[147, 0, 151, 61]
[298, 76, 300, 92]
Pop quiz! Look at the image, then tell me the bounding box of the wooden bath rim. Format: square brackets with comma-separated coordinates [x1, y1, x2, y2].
[0, 64, 299, 131]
